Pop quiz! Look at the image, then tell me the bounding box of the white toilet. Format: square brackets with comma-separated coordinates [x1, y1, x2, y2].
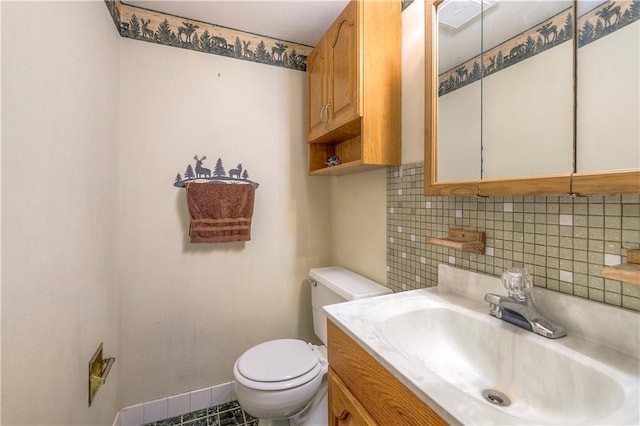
[233, 266, 392, 425]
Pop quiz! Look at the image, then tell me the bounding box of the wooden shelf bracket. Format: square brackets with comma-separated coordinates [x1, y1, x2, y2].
[427, 229, 486, 254]
[601, 249, 640, 286]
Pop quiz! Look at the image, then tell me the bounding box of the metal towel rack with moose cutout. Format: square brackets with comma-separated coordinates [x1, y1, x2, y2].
[174, 155, 260, 189]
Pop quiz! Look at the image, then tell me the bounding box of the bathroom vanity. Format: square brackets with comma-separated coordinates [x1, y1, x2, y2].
[324, 265, 640, 425]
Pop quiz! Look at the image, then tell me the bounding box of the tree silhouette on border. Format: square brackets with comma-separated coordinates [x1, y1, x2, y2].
[214, 158, 226, 177]
[185, 164, 195, 180]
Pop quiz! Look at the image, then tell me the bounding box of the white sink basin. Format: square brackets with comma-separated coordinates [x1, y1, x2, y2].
[381, 306, 630, 424]
[324, 265, 640, 425]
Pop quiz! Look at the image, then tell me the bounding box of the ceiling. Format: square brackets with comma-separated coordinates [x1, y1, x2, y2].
[124, 0, 350, 47]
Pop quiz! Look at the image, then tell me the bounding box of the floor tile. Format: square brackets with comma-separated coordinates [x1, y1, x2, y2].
[142, 400, 255, 426]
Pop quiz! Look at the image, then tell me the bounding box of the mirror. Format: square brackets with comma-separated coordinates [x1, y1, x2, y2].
[436, 0, 482, 183]
[576, 0, 640, 173]
[434, 0, 575, 186]
[427, 0, 640, 196]
[481, 1, 574, 179]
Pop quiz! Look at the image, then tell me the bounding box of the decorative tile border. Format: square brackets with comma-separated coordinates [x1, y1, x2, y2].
[386, 162, 640, 313]
[439, 0, 639, 96]
[104, 1, 312, 71]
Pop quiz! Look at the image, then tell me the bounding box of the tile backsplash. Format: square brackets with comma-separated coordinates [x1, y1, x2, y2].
[386, 162, 640, 312]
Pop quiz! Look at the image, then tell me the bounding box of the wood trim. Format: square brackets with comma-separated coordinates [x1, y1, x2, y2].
[478, 175, 572, 196]
[425, 0, 443, 195]
[425, 181, 479, 196]
[309, 161, 384, 176]
[571, 170, 640, 195]
[362, 0, 402, 166]
[308, 117, 362, 145]
[328, 321, 448, 425]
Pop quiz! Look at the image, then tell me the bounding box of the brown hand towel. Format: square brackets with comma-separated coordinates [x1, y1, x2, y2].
[185, 182, 256, 243]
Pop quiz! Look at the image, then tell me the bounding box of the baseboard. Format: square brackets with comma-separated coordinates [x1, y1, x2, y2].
[115, 381, 235, 426]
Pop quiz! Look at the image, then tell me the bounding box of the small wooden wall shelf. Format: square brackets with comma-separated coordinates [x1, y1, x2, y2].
[427, 229, 486, 254]
[601, 249, 640, 286]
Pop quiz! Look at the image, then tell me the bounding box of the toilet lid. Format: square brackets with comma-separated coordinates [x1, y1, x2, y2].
[237, 339, 319, 383]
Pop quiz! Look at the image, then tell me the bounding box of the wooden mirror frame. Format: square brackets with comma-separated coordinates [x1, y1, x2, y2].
[424, 0, 640, 197]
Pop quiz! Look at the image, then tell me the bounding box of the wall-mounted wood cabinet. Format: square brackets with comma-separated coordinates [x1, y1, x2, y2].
[328, 320, 448, 425]
[307, 0, 401, 176]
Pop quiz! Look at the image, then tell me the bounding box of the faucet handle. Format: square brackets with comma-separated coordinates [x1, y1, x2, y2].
[484, 293, 503, 318]
[502, 268, 533, 299]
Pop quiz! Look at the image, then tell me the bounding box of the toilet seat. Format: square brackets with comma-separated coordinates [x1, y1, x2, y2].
[234, 339, 322, 391]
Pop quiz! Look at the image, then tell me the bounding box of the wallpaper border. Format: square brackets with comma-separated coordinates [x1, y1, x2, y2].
[104, 0, 312, 71]
[439, 0, 639, 96]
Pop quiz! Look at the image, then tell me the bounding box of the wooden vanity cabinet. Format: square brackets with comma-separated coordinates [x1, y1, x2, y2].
[306, 0, 401, 175]
[327, 320, 448, 425]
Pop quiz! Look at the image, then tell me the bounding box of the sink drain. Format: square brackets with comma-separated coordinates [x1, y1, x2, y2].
[482, 389, 511, 407]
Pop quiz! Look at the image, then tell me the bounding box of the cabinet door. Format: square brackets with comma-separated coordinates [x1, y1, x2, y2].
[307, 38, 327, 141]
[327, 0, 360, 131]
[329, 368, 378, 426]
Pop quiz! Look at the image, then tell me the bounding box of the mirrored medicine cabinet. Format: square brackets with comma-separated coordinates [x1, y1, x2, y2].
[425, 0, 640, 196]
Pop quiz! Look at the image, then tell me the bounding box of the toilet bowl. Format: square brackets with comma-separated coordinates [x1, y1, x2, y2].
[233, 339, 327, 420]
[233, 267, 391, 424]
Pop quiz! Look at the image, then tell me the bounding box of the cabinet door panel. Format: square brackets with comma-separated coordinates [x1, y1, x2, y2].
[307, 40, 327, 141]
[328, 1, 359, 130]
[329, 369, 378, 426]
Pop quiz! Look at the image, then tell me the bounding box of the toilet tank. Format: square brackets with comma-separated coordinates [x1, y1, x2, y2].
[309, 267, 392, 344]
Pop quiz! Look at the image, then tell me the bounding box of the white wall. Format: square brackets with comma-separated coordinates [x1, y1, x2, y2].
[402, 0, 426, 165]
[1, 2, 120, 424]
[117, 39, 331, 406]
[329, 0, 425, 283]
[330, 170, 387, 284]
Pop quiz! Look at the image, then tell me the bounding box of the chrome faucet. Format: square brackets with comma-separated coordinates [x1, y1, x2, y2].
[484, 268, 567, 339]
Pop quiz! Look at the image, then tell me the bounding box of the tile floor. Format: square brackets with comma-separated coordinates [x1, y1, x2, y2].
[143, 401, 257, 426]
